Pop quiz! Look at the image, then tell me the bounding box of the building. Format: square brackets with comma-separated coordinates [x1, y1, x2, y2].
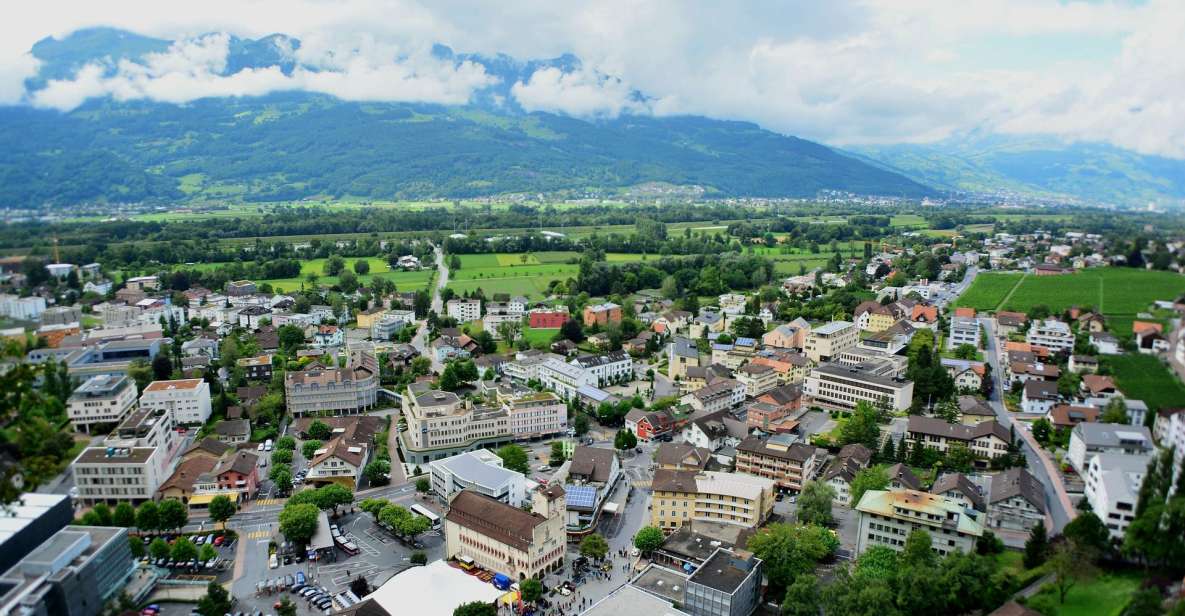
[1067, 423, 1153, 474]
[994, 311, 1029, 338]
[582, 302, 622, 327]
[823, 444, 873, 505]
[71, 406, 179, 505]
[138, 380, 211, 427]
[212, 418, 251, 444]
[804, 321, 858, 362]
[284, 351, 379, 416]
[236, 354, 274, 381]
[225, 280, 257, 296]
[66, 374, 138, 433]
[735, 363, 778, 397]
[0, 526, 135, 616]
[0, 294, 47, 320]
[538, 358, 596, 400]
[624, 409, 675, 441]
[650, 470, 775, 532]
[717, 293, 748, 316]
[446, 298, 482, 323]
[503, 390, 567, 438]
[429, 449, 529, 507]
[804, 361, 914, 412]
[957, 395, 996, 425]
[563, 446, 622, 532]
[372, 310, 416, 341]
[571, 351, 632, 386]
[683, 548, 763, 616]
[930, 473, 985, 512]
[1021, 380, 1060, 415]
[444, 486, 567, 580]
[941, 358, 985, 391]
[948, 316, 981, 350]
[762, 319, 810, 350]
[0, 493, 73, 577]
[855, 489, 984, 556]
[734, 434, 820, 492]
[400, 386, 511, 465]
[653, 444, 713, 472]
[529, 309, 570, 329]
[1090, 331, 1122, 355]
[683, 379, 746, 415]
[1084, 453, 1151, 539]
[987, 467, 1047, 532]
[906, 417, 1011, 462]
[1026, 319, 1074, 353]
[667, 337, 700, 380]
[305, 437, 367, 488]
[853, 301, 898, 333]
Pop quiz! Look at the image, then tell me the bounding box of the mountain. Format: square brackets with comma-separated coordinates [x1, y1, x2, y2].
[849, 134, 1185, 208]
[0, 29, 932, 207]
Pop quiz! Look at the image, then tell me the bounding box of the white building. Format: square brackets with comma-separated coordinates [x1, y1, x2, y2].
[804, 321, 858, 363]
[718, 293, 748, 316]
[855, 489, 984, 557]
[1090, 332, 1122, 355]
[446, 299, 482, 323]
[1085, 453, 1151, 539]
[947, 316, 981, 350]
[66, 374, 138, 433]
[804, 361, 914, 412]
[1026, 319, 1074, 353]
[538, 358, 595, 401]
[139, 379, 212, 425]
[0, 294, 47, 321]
[371, 310, 416, 341]
[570, 350, 632, 386]
[429, 449, 529, 507]
[986, 467, 1047, 532]
[503, 390, 567, 438]
[71, 407, 179, 505]
[736, 363, 778, 397]
[1067, 423, 1154, 475]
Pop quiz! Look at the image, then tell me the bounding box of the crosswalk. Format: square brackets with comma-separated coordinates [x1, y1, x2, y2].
[244, 529, 273, 540]
[630, 479, 651, 488]
[253, 498, 286, 506]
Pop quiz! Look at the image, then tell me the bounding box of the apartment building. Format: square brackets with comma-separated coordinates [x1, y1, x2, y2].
[582, 302, 622, 327]
[734, 434, 820, 492]
[804, 361, 914, 412]
[400, 386, 512, 465]
[1067, 423, 1153, 474]
[0, 294, 47, 320]
[668, 337, 700, 380]
[855, 489, 984, 556]
[717, 293, 748, 316]
[947, 316, 981, 350]
[804, 321, 858, 363]
[284, 351, 379, 416]
[444, 486, 567, 580]
[429, 449, 529, 507]
[446, 298, 482, 323]
[538, 358, 596, 400]
[1085, 453, 1151, 539]
[762, 318, 810, 349]
[502, 390, 567, 438]
[372, 310, 416, 341]
[139, 379, 212, 425]
[1026, 319, 1074, 353]
[986, 467, 1047, 532]
[571, 350, 632, 386]
[823, 444, 873, 505]
[236, 354, 274, 381]
[650, 470, 776, 532]
[683, 379, 746, 415]
[71, 407, 179, 505]
[305, 438, 367, 488]
[66, 374, 138, 433]
[906, 417, 1012, 462]
[735, 363, 778, 397]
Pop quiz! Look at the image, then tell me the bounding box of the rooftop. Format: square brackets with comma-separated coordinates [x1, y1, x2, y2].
[812, 321, 853, 336]
[143, 378, 204, 392]
[688, 548, 760, 594]
[856, 489, 984, 537]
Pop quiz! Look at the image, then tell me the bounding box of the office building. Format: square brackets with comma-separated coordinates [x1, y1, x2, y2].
[804, 361, 914, 412]
[138, 379, 212, 425]
[0, 526, 135, 616]
[570, 351, 632, 386]
[650, 470, 775, 532]
[684, 548, 763, 616]
[855, 489, 984, 556]
[400, 386, 511, 465]
[804, 321, 857, 362]
[284, 350, 379, 416]
[0, 494, 73, 576]
[734, 435, 819, 493]
[66, 375, 138, 433]
[538, 358, 595, 401]
[429, 450, 529, 507]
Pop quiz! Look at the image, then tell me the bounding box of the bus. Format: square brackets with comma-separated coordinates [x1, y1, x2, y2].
[334, 536, 360, 556]
[457, 555, 475, 571]
[409, 504, 441, 530]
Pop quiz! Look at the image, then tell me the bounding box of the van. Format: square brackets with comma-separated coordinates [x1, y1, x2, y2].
[265, 439, 274, 452]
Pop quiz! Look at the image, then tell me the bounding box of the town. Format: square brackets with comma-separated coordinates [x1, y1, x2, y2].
[0, 206, 1183, 616]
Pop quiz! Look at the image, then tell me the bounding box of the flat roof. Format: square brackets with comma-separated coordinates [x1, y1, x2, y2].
[688, 548, 759, 594]
[583, 584, 689, 616]
[631, 564, 688, 604]
[812, 321, 852, 335]
[363, 559, 506, 616]
[0, 493, 69, 544]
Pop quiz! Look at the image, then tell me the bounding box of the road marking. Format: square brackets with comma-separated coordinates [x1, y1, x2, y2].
[245, 530, 273, 540]
[253, 498, 286, 506]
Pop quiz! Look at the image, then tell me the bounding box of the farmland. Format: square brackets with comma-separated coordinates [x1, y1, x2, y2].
[953, 273, 1024, 311]
[174, 257, 434, 294]
[1101, 354, 1185, 411]
[957, 269, 1185, 323]
[448, 253, 579, 298]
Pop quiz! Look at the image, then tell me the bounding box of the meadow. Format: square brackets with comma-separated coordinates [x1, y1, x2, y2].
[447, 252, 657, 298]
[1102, 354, 1185, 411]
[953, 273, 1024, 311]
[174, 257, 434, 294]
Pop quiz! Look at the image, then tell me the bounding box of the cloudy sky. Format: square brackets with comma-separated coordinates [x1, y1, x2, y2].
[1, 0, 1182, 158]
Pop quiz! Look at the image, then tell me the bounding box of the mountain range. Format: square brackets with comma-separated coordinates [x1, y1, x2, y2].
[2, 28, 1183, 208]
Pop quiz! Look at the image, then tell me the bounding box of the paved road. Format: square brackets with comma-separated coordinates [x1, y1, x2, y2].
[412, 242, 449, 374]
[980, 317, 1075, 532]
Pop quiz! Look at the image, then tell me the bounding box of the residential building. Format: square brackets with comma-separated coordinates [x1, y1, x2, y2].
[0, 526, 135, 616]
[734, 434, 820, 492]
[987, 467, 1047, 532]
[735, 363, 778, 397]
[371, 310, 415, 341]
[1085, 453, 1151, 539]
[1067, 423, 1153, 474]
[762, 318, 810, 349]
[529, 309, 570, 329]
[284, 350, 379, 416]
[654, 444, 713, 472]
[948, 316, 981, 350]
[538, 358, 596, 400]
[804, 361, 914, 412]
[1026, 319, 1074, 353]
[717, 293, 748, 316]
[930, 472, 985, 511]
[355, 307, 389, 330]
[429, 449, 529, 507]
[994, 311, 1028, 338]
[306, 437, 368, 488]
[503, 390, 567, 438]
[1069, 355, 1099, 373]
[748, 351, 811, 384]
[682, 380, 746, 415]
[804, 321, 857, 363]
[571, 350, 632, 386]
[0, 294, 47, 320]
[650, 470, 776, 532]
[668, 336, 700, 380]
[625, 409, 675, 441]
[444, 486, 567, 580]
[225, 280, 256, 296]
[941, 358, 985, 390]
[684, 548, 764, 616]
[582, 302, 622, 327]
[855, 489, 984, 556]
[66, 374, 137, 433]
[886, 463, 923, 491]
[563, 446, 622, 532]
[71, 407, 179, 505]
[853, 301, 899, 333]
[446, 299, 482, 323]
[139, 378, 212, 425]
[1021, 380, 1059, 415]
[212, 418, 251, 444]
[906, 417, 1012, 462]
[1081, 374, 1118, 398]
[823, 444, 873, 505]
[1090, 331, 1122, 355]
[236, 353, 274, 381]
[400, 386, 511, 465]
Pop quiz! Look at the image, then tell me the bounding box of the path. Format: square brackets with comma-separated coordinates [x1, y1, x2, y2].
[980, 316, 1076, 532]
[993, 272, 1027, 312]
[411, 242, 449, 374]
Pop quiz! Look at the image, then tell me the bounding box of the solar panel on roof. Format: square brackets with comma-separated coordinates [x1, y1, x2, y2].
[563, 485, 598, 509]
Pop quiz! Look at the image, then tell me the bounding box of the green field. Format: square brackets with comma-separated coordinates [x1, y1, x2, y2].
[449, 252, 653, 298]
[1029, 573, 1141, 616]
[522, 327, 560, 345]
[1102, 354, 1185, 411]
[954, 273, 1025, 311]
[189, 256, 438, 293]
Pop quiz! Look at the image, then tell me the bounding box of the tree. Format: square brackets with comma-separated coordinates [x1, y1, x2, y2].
[1124, 496, 1185, 567]
[453, 602, 497, 616]
[977, 530, 1005, 555]
[1032, 417, 1053, 444]
[171, 537, 198, 562]
[149, 538, 171, 560]
[272, 466, 293, 494]
[1101, 396, 1130, 424]
[633, 526, 664, 553]
[350, 575, 371, 598]
[354, 259, 370, 275]
[152, 354, 173, 380]
[1023, 523, 1050, 569]
[112, 501, 136, 527]
[364, 460, 391, 486]
[1049, 541, 1097, 604]
[473, 330, 497, 354]
[271, 448, 293, 464]
[129, 535, 146, 558]
[279, 503, 320, 543]
[879, 437, 896, 463]
[746, 523, 838, 592]
[208, 494, 236, 529]
[796, 481, 836, 527]
[275, 435, 296, 450]
[580, 534, 610, 560]
[496, 444, 530, 474]
[411, 551, 428, 565]
[1123, 589, 1165, 616]
[519, 579, 544, 604]
[302, 439, 324, 459]
[780, 574, 821, 616]
[315, 484, 354, 513]
[944, 443, 978, 473]
[278, 325, 306, 355]
[196, 582, 233, 616]
[416, 477, 431, 494]
[614, 429, 638, 451]
[574, 414, 590, 436]
[276, 598, 297, 616]
[840, 402, 881, 450]
[560, 319, 584, 342]
[850, 466, 889, 508]
[324, 255, 346, 276]
[136, 501, 160, 533]
[158, 499, 188, 531]
[199, 543, 218, 563]
[901, 529, 935, 568]
[307, 420, 333, 441]
[1062, 510, 1111, 557]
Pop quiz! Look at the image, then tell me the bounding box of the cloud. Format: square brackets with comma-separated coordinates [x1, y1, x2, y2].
[511, 66, 644, 118]
[29, 31, 496, 111]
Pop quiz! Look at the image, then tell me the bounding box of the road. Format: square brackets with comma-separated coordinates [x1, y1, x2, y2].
[412, 242, 449, 374]
[980, 317, 1075, 532]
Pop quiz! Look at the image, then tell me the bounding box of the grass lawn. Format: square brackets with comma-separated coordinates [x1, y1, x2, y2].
[1002, 268, 1185, 315]
[449, 257, 579, 299]
[1030, 572, 1142, 616]
[261, 258, 432, 293]
[1102, 354, 1185, 410]
[954, 273, 1025, 311]
[522, 327, 560, 345]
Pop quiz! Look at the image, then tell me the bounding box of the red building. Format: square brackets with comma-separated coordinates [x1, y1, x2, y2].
[582, 302, 622, 327]
[625, 409, 674, 441]
[529, 310, 571, 329]
[214, 450, 260, 498]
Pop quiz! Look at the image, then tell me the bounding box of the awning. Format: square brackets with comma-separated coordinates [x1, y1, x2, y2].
[188, 491, 240, 507]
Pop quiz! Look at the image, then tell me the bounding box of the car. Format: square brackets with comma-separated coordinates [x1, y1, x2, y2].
[631, 548, 640, 557]
[635, 447, 643, 453]
[194, 535, 205, 545]
[213, 535, 225, 546]
[258, 443, 265, 451]
[775, 493, 784, 502]
[269, 553, 279, 569]
[537, 464, 550, 472]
